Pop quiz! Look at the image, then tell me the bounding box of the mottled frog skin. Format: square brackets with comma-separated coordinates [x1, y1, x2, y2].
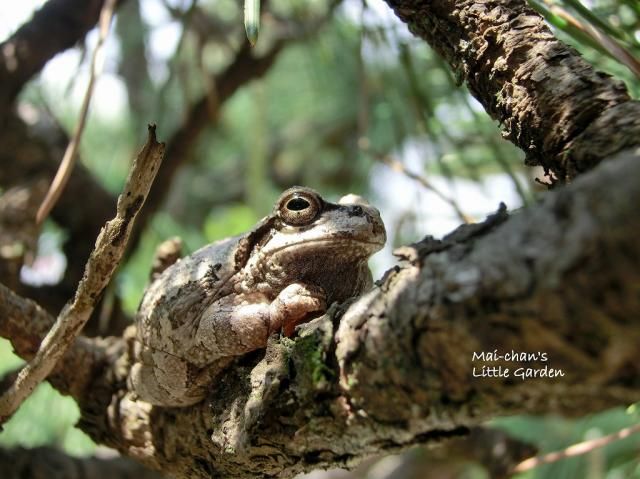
[128, 186, 386, 406]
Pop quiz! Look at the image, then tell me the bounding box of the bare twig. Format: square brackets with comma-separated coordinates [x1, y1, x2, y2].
[36, 0, 118, 225]
[0, 126, 164, 424]
[362, 143, 472, 224]
[512, 422, 640, 473]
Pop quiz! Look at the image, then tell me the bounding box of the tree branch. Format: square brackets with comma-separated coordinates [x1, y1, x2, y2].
[133, 40, 286, 241]
[36, 0, 118, 225]
[0, 126, 164, 423]
[31, 147, 637, 478]
[381, 0, 640, 182]
[0, 0, 125, 119]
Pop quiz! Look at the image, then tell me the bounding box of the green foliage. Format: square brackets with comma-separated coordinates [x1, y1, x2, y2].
[203, 204, 258, 242]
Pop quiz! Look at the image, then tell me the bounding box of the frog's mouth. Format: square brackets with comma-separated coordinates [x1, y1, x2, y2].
[265, 237, 385, 257]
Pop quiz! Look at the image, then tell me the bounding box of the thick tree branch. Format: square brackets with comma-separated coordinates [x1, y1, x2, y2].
[32, 147, 636, 478]
[382, 0, 640, 181]
[336, 151, 640, 421]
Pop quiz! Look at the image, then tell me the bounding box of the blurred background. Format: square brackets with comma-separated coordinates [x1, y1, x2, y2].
[0, 0, 639, 477]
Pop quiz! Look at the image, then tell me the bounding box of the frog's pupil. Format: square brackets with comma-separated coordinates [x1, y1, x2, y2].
[287, 197, 310, 211]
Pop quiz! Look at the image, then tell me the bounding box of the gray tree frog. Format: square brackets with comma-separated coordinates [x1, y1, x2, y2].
[128, 186, 386, 406]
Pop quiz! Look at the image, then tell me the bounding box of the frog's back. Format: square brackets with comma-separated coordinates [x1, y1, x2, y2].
[136, 235, 243, 356]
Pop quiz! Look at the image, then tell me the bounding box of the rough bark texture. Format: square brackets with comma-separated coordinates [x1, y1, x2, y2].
[383, 0, 640, 181]
[2, 0, 640, 477]
[6, 147, 629, 478]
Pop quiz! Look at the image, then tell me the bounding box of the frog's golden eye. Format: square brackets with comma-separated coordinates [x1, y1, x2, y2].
[279, 189, 322, 226]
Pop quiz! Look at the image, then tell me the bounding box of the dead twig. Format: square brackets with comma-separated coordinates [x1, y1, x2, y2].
[512, 421, 640, 473]
[362, 142, 472, 224]
[36, 0, 118, 225]
[0, 126, 164, 424]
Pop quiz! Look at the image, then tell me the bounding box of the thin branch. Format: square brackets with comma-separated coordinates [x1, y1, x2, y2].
[512, 422, 640, 473]
[0, 281, 112, 400]
[0, 0, 120, 117]
[363, 143, 472, 223]
[36, 0, 118, 225]
[0, 126, 164, 424]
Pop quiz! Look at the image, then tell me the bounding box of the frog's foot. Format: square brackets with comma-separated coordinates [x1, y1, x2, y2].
[270, 283, 327, 337]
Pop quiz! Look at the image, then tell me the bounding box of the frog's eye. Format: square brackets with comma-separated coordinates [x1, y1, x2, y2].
[279, 190, 322, 226]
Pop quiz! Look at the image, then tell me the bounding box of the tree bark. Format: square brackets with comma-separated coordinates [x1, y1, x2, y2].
[382, 0, 640, 182]
[0, 0, 125, 120]
[2, 0, 640, 477]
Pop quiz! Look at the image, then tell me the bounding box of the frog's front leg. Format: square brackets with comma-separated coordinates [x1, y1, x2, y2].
[130, 283, 326, 407]
[270, 283, 327, 336]
[196, 282, 327, 357]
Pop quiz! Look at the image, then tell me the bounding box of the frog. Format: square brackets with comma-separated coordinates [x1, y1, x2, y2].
[128, 186, 386, 407]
